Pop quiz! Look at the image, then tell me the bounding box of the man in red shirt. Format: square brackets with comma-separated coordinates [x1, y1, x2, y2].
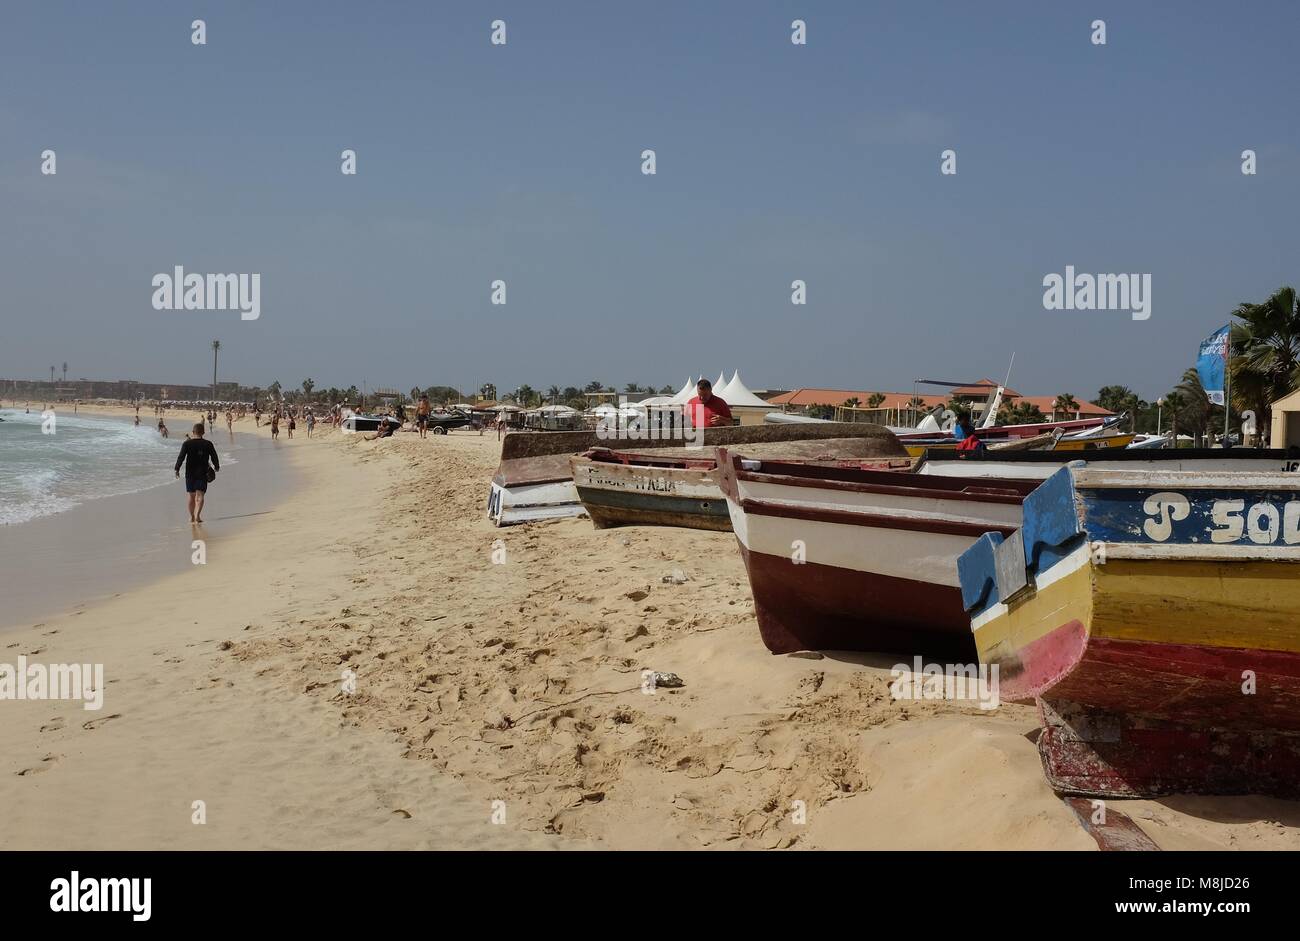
[685, 379, 733, 428]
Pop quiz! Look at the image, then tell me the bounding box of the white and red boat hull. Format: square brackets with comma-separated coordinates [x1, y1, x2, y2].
[716, 450, 1035, 657]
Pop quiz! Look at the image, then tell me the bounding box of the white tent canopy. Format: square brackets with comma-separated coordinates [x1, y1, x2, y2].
[668, 377, 696, 405]
[716, 370, 769, 408]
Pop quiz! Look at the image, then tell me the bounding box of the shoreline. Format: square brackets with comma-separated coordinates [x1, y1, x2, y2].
[0, 406, 298, 632]
[0, 424, 562, 850]
[3, 418, 1298, 849]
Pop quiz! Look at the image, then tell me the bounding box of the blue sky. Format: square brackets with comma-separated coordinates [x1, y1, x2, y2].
[2, 1, 1297, 401]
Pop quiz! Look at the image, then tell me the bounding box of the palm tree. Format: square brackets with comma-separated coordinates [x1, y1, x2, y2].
[1052, 393, 1079, 421]
[1174, 367, 1215, 445]
[546, 385, 561, 403]
[866, 392, 886, 409]
[997, 401, 1047, 426]
[1164, 390, 1187, 446]
[301, 378, 315, 401]
[1230, 286, 1300, 442]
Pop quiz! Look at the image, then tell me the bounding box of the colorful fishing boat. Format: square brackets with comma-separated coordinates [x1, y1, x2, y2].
[715, 449, 1038, 657]
[902, 430, 1132, 458]
[488, 422, 903, 526]
[571, 447, 913, 531]
[958, 464, 1300, 797]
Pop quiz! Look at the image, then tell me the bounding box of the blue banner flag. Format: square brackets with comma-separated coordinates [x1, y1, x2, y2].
[1196, 325, 1230, 405]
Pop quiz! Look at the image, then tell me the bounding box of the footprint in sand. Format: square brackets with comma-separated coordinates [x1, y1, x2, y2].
[82, 713, 122, 731]
[16, 755, 60, 776]
[40, 718, 65, 733]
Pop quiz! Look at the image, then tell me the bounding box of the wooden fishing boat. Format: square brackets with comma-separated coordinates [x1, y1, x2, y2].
[916, 446, 1300, 480]
[571, 447, 913, 531]
[958, 464, 1300, 798]
[903, 431, 1132, 458]
[488, 422, 904, 526]
[715, 448, 1038, 657]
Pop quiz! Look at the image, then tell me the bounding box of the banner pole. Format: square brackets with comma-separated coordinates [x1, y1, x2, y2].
[1223, 332, 1231, 443]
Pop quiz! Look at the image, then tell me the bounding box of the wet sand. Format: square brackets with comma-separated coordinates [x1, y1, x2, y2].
[1, 417, 296, 632]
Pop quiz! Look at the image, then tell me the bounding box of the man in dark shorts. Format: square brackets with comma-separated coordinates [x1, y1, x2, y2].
[416, 395, 431, 438]
[174, 423, 220, 523]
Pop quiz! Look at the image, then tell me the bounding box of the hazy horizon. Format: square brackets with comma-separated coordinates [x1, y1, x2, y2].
[3, 1, 1297, 402]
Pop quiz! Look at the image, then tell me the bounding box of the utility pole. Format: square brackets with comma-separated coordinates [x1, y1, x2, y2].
[211, 339, 221, 402]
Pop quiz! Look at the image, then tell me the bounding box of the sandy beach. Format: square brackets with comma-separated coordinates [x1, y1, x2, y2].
[3, 409, 1299, 850]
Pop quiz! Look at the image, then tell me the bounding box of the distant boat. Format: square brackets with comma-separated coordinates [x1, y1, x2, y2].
[341, 413, 398, 434]
[716, 448, 1038, 657]
[897, 415, 1128, 457]
[959, 464, 1300, 798]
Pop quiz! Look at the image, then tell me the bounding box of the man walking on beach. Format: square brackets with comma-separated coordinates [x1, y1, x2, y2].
[416, 394, 431, 438]
[174, 423, 219, 523]
[685, 379, 732, 428]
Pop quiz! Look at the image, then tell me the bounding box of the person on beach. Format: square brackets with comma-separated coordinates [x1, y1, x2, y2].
[364, 417, 396, 441]
[685, 379, 732, 428]
[416, 395, 431, 438]
[954, 414, 984, 453]
[134, 414, 140, 426]
[271, 413, 280, 439]
[158, 418, 169, 438]
[287, 413, 296, 438]
[306, 410, 316, 437]
[174, 423, 219, 523]
[226, 409, 234, 434]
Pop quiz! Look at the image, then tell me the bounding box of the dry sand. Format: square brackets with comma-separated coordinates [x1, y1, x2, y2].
[3, 405, 1299, 849]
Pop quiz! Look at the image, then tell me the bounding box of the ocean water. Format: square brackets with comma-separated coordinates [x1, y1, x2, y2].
[0, 410, 230, 526]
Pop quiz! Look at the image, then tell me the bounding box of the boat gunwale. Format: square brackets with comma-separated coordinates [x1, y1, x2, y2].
[735, 495, 1021, 538]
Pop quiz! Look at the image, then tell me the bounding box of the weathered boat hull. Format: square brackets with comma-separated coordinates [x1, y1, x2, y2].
[959, 465, 1300, 797]
[571, 447, 914, 532]
[571, 451, 731, 531]
[717, 449, 1035, 656]
[490, 423, 905, 526]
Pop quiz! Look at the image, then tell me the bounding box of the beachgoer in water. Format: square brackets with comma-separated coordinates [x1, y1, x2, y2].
[174, 422, 219, 523]
[134, 414, 140, 426]
[158, 419, 169, 438]
[271, 413, 280, 439]
[287, 414, 296, 438]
